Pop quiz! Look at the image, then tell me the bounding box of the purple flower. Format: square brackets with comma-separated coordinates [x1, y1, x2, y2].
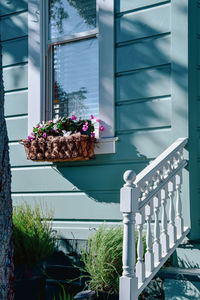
[43, 133, 47, 139]
[91, 115, 95, 120]
[100, 125, 104, 131]
[28, 132, 35, 141]
[71, 115, 77, 120]
[91, 132, 95, 137]
[96, 118, 100, 123]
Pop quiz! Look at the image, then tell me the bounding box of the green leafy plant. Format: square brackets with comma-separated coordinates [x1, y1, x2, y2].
[13, 202, 57, 277]
[80, 225, 144, 295]
[28, 114, 105, 140]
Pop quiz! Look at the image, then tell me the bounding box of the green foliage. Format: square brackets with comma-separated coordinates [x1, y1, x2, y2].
[52, 285, 73, 300]
[80, 225, 123, 295]
[80, 225, 146, 295]
[31, 117, 95, 139]
[13, 202, 57, 273]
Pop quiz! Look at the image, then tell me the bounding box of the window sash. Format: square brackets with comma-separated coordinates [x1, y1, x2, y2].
[46, 0, 99, 121]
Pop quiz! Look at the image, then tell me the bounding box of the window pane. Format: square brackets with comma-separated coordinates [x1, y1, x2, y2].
[49, 0, 96, 40]
[53, 38, 99, 120]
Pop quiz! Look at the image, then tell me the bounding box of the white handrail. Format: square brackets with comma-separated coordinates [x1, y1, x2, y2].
[119, 138, 190, 300]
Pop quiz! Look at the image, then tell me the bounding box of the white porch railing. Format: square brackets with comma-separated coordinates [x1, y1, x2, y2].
[119, 137, 190, 300]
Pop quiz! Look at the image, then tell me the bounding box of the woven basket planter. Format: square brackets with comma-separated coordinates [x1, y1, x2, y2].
[21, 133, 96, 162]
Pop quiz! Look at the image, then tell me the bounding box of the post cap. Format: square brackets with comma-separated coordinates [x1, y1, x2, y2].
[123, 170, 136, 187]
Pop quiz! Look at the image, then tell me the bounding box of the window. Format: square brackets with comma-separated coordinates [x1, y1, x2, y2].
[48, 0, 99, 121]
[28, 0, 116, 153]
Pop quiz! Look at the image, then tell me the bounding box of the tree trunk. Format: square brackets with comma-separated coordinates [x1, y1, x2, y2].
[0, 45, 14, 299]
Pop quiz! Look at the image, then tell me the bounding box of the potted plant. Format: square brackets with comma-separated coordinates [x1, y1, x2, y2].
[13, 202, 58, 299]
[21, 115, 104, 162]
[79, 225, 124, 299]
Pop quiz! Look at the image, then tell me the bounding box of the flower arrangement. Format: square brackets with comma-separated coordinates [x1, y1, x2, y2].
[28, 115, 104, 141]
[21, 115, 104, 162]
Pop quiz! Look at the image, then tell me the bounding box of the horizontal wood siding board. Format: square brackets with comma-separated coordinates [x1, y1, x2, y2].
[3, 65, 28, 92]
[11, 162, 148, 193]
[0, 0, 27, 16]
[12, 193, 122, 220]
[116, 0, 169, 13]
[6, 116, 27, 141]
[0, 12, 28, 41]
[116, 129, 172, 160]
[117, 98, 171, 131]
[9, 129, 171, 167]
[116, 36, 171, 73]
[117, 4, 171, 43]
[2, 37, 28, 66]
[116, 65, 171, 101]
[5, 90, 28, 116]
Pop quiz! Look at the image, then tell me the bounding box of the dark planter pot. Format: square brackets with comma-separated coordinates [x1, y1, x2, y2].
[14, 276, 45, 300]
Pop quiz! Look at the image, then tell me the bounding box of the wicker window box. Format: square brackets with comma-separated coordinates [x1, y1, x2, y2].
[21, 133, 96, 162]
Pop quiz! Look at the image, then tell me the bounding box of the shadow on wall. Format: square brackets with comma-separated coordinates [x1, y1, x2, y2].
[1, 1, 189, 203]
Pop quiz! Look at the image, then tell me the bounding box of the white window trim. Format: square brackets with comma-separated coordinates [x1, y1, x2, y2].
[28, 0, 116, 154]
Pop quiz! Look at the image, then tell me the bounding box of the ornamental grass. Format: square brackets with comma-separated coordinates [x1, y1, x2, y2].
[80, 225, 146, 295]
[13, 202, 57, 275]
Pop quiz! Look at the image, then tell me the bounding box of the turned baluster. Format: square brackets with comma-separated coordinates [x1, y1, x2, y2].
[160, 188, 169, 255]
[153, 194, 161, 265]
[175, 171, 184, 237]
[136, 211, 145, 284]
[145, 201, 154, 276]
[168, 178, 177, 246]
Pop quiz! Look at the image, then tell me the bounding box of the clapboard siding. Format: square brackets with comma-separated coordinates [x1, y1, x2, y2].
[0, 0, 27, 16]
[116, 65, 171, 102]
[6, 116, 27, 141]
[5, 90, 28, 116]
[1, 0, 191, 238]
[117, 35, 170, 73]
[117, 98, 171, 131]
[11, 161, 148, 193]
[2, 37, 28, 66]
[12, 193, 122, 220]
[3, 65, 28, 92]
[116, 0, 170, 13]
[116, 3, 171, 43]
[0, 12, 28, 41]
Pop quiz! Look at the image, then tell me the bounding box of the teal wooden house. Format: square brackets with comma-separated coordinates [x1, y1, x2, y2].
[1, 0, 200, 298]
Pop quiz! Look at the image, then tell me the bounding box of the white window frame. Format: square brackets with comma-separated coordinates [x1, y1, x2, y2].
[28, 0, 117, 154]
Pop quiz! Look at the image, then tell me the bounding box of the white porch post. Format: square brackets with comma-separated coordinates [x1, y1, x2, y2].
[119, 170, 139, 300]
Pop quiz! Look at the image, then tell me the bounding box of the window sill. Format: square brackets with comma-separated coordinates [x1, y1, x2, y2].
[94, 137, 118, 155]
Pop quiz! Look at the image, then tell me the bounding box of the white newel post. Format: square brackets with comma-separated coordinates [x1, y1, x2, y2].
[120, 170, 139, 300]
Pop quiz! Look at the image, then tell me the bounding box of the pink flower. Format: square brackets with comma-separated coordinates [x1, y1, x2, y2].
[91, 115, 95, 119]
[82, 122, 89, 132]
[71, 115, 77, 120]
[28, 132, 35, 141]
[96, 118, 100, 123]
[100, 125, 104, 131]
[49, 120, 53, 124]
[91, 132, 95, 137]
[43, 133, 47, 139]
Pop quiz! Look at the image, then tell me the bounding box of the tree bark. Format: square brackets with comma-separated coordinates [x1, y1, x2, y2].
[0, 45, 14, 299]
